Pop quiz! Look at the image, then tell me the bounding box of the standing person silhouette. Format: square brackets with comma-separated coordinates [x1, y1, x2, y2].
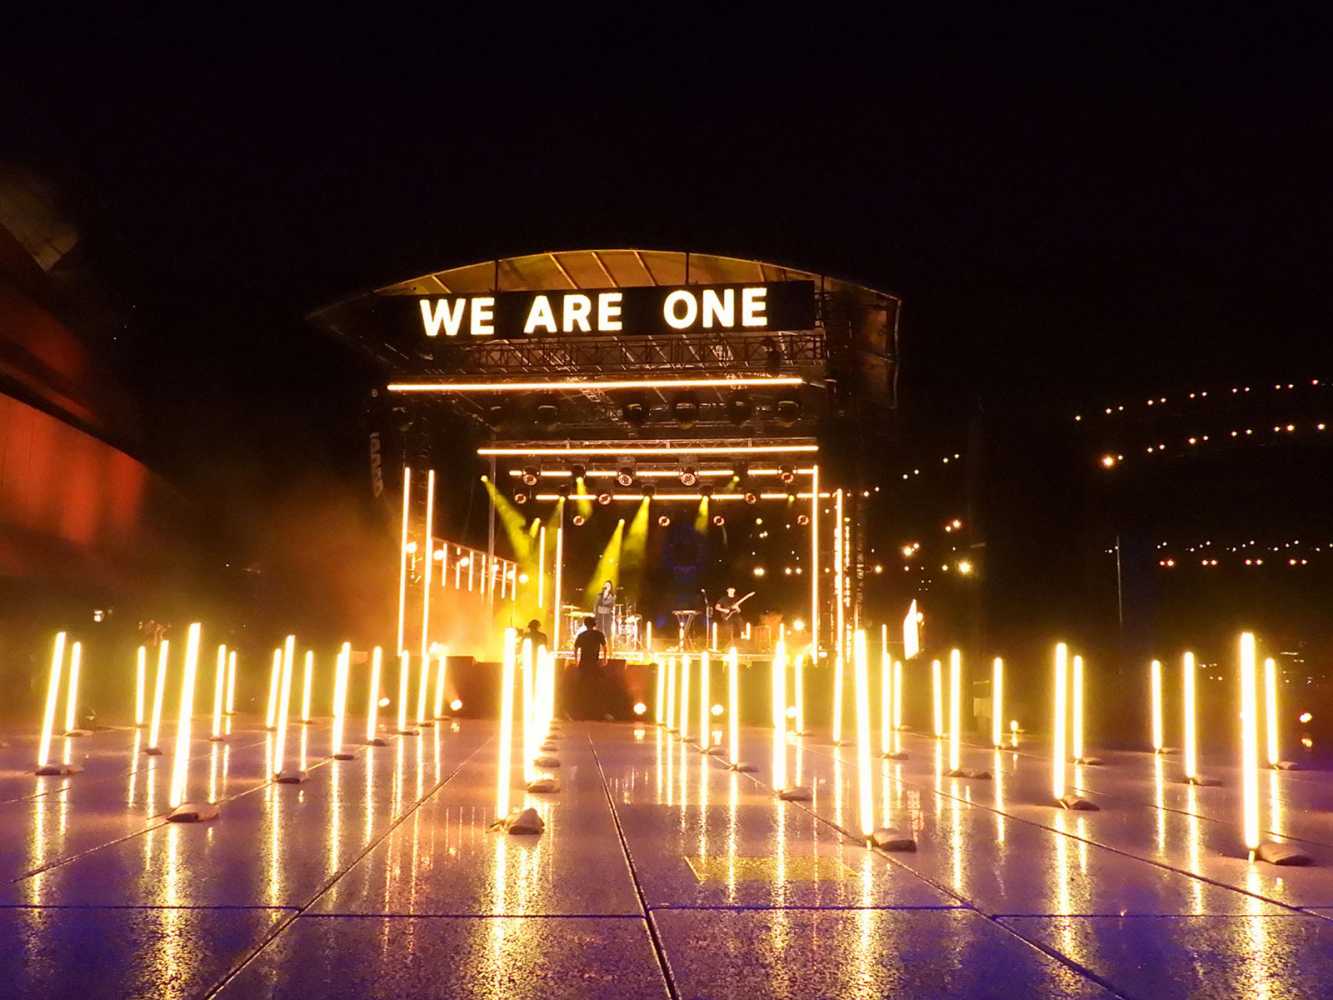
[572, 616, 608, 718]
[593, 580, 616, 652]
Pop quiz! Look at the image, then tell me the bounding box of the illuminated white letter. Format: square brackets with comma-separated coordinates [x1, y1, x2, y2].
[563, 294, 592, 333]
[742, 287, 768, 327]
[419, 298, 466, 337]
[598, 292, 623, 332]
[701, 288, 735, 329]
[664, 289, 698, 330]
[471, 297, 495, 336]
[524, 295, 558, 334]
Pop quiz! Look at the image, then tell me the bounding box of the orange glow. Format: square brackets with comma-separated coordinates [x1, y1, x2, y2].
[392, 375, 804, 393]
[479, 443, 819, 457]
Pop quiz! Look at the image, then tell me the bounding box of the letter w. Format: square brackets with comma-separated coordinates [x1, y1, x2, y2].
[419, 299, 466, 337]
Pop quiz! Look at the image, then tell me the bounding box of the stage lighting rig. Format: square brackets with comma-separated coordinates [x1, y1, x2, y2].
[641, 484, 656, 499]
[726, 394, 753, 426]
[571, 464, 587, 480]
[671, 393, 700, 428]
[616, 467, 635, 487]
[744, 492, 758, 504]
[521, 467, 539, 486]
[534, 402, 559, 430]
[596, 492, 613, 506]
[514, 491, 529, 505]
[775, 397, 802, 427]
[658, 514, 671, 527]
[700, 483, 715, 498]
[572, 514, 587, 526]
[557, 484, 571, 499]
[779, 464, 796, 484]
[797, 513, 810, 526]
[712, 514, 726, 526]
[679, 467, 698, 487]
[620, 398, 648, 427]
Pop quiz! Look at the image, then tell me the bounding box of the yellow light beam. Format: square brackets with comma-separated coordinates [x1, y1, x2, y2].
[331, 642, 351, 758]
[853, 629, 873, 837]
[679, 653, 692, 741]
[698, 652, 711, 751]
[36, 632, 67, 769]
[880, 626, 891, 755]
[1052, 643, 1069, 800]
[992, 657, 1004, 748]
[395, 651, 412, 734]
[134, 645, 147, 727]
[1150, 659, 1164, 752]
[210, 644, 227, 740]
[264, 649, 281, 730]
[496, 627, 517, 818]
[521, 639, 536, 783]
[301, 651, 314, 724]
[1264, 656, 1280, 767]
[1240, 632, 1261, 852]
[552, 517, 565, 652]
[1071, 654, 1085, 762]
[396, 465, 411, 656]
[148, 640, 171, 752]
[1183, 651, 1199, 780]
[772, 639, 788, 789]
[728, 647, 740, 764]
[225, 650, 237, 714]
[168, 623, 202, 808]
[273, 635, 296, 776]
[931, 659, 944, 739]
[63, 641, 83, 734]
[365, 646, 383, 743]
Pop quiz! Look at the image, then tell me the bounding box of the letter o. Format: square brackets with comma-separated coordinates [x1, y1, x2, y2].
[663, 290, 698, 330]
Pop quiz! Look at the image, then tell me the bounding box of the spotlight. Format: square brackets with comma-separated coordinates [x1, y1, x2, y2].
[726, 394, 753, 426]
[641, 483, 656, 499]
[521, 467, 539, 486]
[557, 483, 571, 499]
[797, 513, 810, 526]
[534, 402, 559, 430]
[658, 514, 672, 527]
[712, 514, 726, 527]
[744, 492, 758, 504]
[680, 466, 698, 487]
[484, 401, 511, 429]
[671, 393, 700, 428]
[779, 464, 796, 484]
[596, 492, 612, 506]
[700, 483, 715, 498]
[616, 467, 635, 487]
[572, 514, 587, 526]
[620, 398, 649, 427]
[571, 464, 587, 480]
[775, 398, 802, 426]
[514, 491, 529, 505]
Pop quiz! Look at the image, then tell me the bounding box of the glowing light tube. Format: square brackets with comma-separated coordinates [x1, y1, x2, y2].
[301, 650, 314, 724]
[225, 650, 237, 714]
[1150, 659, 1163, 752]
[135, 645, 147, 727]
[273, 635, 296, 775]
[698, 652, 711, 751]
[396, 651, 412, 734]
[880, 626, 891, 756]
[37, 632, 67, 769]
[848, 629, 871, 837]
[655, 659, 666, 726]
[1240, 633, 1260, 851]
[931, 659, 943, 738]
[433, 646, 449, 719]
[496, 627, 517, 818]
[679, 654, 692, 741]
[420, 468, 435, 665]
[211, 645, 227, 739]
[892, 660, 903, 754]
[832, 653, 845, 744]
[168, 623, 202, 808]
[331, 642, 350, 757]
[392, 375, 805, 393]
[479, 443, 819, 457]
[949, 649, 962, 772]
[772, 640, 788, 789]
[794, 647, 806, 734]
[1071, 654, 1085, 762]
[521, 639, 536, 783]
[365, 646, 383, 742]
[992, 657, 1004, 748]
[1263, 657, 1279, 767]
[1183, 651, 1199, 780]
[666, 656, 677, 732]
[728, 647, 740, 764]
[63, 641, 82, 734]
[1052, 643, 1069, 800]
[396, 465, 411, 657]
[265, 649, 281, 730]
[810, 464, 820, 664]
[148, 640, 171, 752]
[416, 641, 432, 726]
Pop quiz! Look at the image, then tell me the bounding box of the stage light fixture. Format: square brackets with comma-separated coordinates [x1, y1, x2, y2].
[534, 401, 559, 430]
[671, 393, 700, 428]
[620, 397, 649, 426]
[514, 491, 529, 505]
[700, 483, 714, 498]
[680, 467, 698, 487]
[521, 467, 539, 486]
[571, 464, 587, 480]
[726, 394, 753, 426]
[641, 483, 656, 499]
[484, 401, 511, 429]
[712, 514, 726, 526]
[658, 514, 671, 527]
[616, 467, 635, 487]
[778, 464, 796, 484]
[596, 492, 612, 506]
[796, 513, 810, 526]
[775, 397, 802, 426]
[572, 514, 587, 526]
[744, 492, 758, 504]
[557, 483, 571, 499]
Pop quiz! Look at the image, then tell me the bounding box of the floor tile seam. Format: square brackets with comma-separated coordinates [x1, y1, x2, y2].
[200, 734, 493, 1000]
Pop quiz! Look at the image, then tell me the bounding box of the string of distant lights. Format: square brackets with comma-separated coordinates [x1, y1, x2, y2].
[1103, 536, 1333, 569]
[1077, 378, 1329, 422]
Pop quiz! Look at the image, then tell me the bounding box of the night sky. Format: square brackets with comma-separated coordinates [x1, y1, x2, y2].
[8, 18, 1333, 661]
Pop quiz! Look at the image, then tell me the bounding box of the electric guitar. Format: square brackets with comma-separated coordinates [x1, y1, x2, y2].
[714, 592, 756, 620]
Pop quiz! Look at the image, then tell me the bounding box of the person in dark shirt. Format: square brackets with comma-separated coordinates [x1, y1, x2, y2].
[521, 619, 548, 652]
[572, 616, 607, 717]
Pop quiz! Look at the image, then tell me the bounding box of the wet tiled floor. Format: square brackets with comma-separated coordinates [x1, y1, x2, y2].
[2, 716, 1332, 997]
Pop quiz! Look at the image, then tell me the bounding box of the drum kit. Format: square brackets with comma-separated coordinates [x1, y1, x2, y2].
[563, 603, 642, 649]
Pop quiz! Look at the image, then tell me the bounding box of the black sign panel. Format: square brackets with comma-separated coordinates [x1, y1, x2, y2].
[392, 281, 816, 340]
